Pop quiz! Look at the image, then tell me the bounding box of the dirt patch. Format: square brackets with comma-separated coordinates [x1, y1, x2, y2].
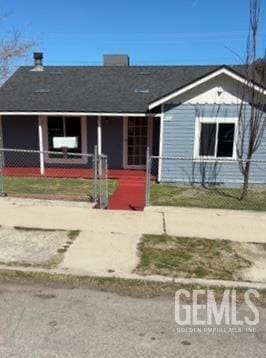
[233, 242, 266, 282]
[0, 226, 79, 268]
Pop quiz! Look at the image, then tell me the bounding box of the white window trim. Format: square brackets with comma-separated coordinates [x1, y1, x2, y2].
[42, 115, 88, 164]
[193, 117, 238, 161]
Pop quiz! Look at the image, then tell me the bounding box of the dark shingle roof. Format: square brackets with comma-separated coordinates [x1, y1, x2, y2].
[0, 65, 259, 113]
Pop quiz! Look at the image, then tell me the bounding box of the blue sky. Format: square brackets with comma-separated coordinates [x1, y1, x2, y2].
[1, 0, 266, 66]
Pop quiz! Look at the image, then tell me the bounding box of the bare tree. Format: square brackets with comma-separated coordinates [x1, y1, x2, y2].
[0, 16, 35, 83]
[254, 57, 266, 77]
[237, 0, 266, 200]
[0, 12, 35, 185]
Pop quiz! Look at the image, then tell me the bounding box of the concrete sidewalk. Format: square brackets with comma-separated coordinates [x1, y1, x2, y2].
[1, 198, 266, 277]
[60, 231, 141, 275]
[0, 198, 163, 276]
[147, 206, 266, 244]
[0, 198, 163, 235]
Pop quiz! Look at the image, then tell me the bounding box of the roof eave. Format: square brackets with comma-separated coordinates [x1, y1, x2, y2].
[0, 111, 161, 117]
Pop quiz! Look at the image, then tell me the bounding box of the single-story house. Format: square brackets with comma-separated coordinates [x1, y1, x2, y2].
[0, 53, 265, 186]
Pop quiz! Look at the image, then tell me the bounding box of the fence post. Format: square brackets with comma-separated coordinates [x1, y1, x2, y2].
[145, 146, 151, 207]
[93, 145, 98, 203]
[105, 156, 108, 209]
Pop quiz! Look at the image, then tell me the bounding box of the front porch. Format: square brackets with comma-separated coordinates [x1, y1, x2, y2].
[1, 114, 160, 169]
[0, 114, 161, 210]
[2, 167, 147, 179]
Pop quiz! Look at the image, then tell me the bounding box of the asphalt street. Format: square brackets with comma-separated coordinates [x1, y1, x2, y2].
[0, 283, 265, 357]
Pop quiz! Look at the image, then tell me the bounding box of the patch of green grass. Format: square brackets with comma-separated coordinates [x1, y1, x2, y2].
[67, 230, 80, 241]
[4, 177, 117, 201]
[136, 234, 251, 280]
[150, 184, 266, 211]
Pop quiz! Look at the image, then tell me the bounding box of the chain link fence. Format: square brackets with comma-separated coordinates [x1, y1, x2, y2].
[145, 154, 266, 210]
[0, 147, 109, 209]
[95, 153, 109, 209]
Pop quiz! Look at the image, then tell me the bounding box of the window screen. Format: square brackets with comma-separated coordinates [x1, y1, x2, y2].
[217, 123, 235, 157]
[199, 123, 216, 156]
[65, 117, 81, 153]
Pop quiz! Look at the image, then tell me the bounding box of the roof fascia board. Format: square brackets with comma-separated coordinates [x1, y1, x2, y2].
[148, 67, 266, 110]
[0, 112, 160, 117]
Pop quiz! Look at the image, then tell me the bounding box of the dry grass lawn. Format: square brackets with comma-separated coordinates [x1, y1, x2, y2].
[4, 177, 117, 201]
[136, 234, 254, 280]
[150, 184, 266, 211]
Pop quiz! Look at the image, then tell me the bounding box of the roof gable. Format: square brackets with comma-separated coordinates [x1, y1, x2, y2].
[148, 66, 266, 109]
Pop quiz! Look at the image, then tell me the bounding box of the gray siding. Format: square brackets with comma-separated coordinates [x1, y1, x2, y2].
[2, 115, 39, 149]
[87, 116, 123, 168]
[87, 116, 98, 154]
[2, 115, 39, 166]
[102, 117, 123, 168]
[161, 104, 266, 186]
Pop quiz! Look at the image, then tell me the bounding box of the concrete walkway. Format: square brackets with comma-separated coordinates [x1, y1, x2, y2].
[0, 198, 266, 278]
[147, 206, 266, 244]
[0, 198, 162, 276]
[60, 231, 141, 275]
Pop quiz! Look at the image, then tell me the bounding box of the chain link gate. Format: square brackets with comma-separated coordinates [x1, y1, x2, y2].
[98, 154, 108, 209]
[93, 146, 109, 209]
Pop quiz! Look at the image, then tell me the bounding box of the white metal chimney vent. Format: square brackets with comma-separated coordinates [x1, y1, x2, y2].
[31, 52, 44, 72]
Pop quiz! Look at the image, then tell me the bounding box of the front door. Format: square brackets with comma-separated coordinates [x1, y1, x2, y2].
[124, 117, 152, 169]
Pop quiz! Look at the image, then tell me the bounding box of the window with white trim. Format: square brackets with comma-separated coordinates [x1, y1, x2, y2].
[195, 118, 237, 159]
[47, 116, 82, 158]
[42, 115, 88, 164]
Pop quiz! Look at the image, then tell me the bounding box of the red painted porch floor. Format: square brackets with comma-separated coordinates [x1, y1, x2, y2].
[3, 167, 147, 211]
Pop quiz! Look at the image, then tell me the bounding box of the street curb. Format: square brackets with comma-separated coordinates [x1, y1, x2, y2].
[0, 265, 266, 290]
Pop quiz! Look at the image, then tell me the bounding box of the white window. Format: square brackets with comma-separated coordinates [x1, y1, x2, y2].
[194, 117, 238, 160]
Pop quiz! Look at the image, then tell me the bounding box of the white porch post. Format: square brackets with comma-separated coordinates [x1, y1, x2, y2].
[158, 105, 164, 182]
[97, 116, 102, 155]
[38, 116, 45, 175]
